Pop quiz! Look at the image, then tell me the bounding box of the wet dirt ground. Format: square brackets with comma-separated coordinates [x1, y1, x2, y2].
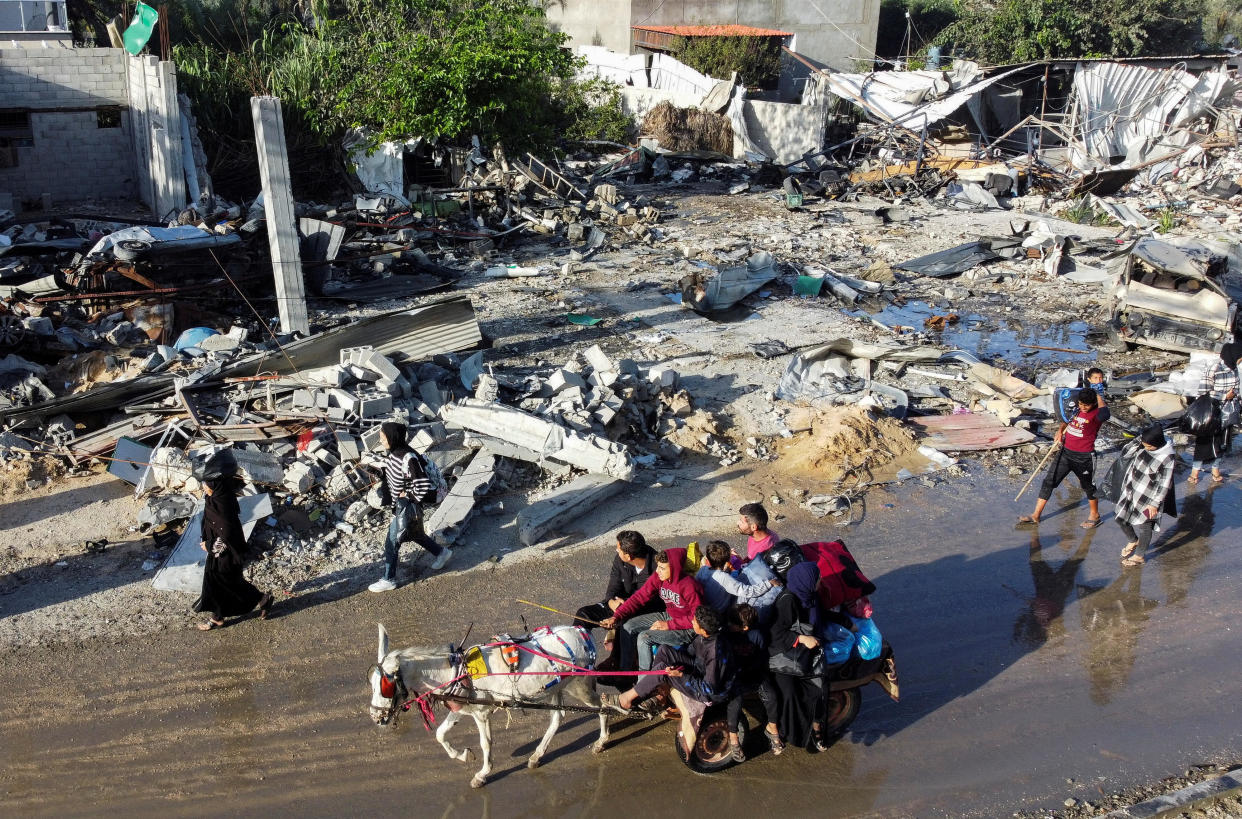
[3, 451, 1241, 817]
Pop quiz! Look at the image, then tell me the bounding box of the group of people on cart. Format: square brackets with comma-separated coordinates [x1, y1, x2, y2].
[573, 503, 887, 762]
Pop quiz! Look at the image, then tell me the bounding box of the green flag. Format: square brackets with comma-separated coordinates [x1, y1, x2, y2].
[122, 2, 159, 56]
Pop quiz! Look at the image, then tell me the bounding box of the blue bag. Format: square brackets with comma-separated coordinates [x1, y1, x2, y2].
[1055, 387, 1079, 424]
[850, 615, 883, 661]
[821, 622, 856, 666]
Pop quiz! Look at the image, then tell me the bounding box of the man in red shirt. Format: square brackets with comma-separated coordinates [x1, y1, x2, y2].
[1018, 388, 1110, 528]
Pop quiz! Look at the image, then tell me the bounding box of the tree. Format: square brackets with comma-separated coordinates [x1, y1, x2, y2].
[936, 0, 1206, 63]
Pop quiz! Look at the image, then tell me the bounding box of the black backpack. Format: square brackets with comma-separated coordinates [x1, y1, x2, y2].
[762, 539, 805, 580]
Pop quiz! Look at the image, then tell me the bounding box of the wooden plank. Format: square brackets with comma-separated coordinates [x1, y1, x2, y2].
[906, 412, 1035, 451]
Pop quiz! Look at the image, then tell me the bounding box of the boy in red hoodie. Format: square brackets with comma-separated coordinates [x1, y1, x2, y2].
[601, 548, 703, 671]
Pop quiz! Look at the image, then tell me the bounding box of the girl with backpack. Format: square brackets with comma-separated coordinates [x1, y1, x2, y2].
[368, 421, 452, 592]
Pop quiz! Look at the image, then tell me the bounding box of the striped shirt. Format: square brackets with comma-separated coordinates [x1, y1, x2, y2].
[383, 450, 432, 503]
[1199, 359, 1239, 402]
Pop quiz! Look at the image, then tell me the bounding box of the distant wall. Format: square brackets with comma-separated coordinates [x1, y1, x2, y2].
[546, 3, 632, 55]
[0, 47, 136, 204]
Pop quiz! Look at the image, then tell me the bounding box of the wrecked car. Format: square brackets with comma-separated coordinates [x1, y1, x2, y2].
[1109, 238, 1240, 354]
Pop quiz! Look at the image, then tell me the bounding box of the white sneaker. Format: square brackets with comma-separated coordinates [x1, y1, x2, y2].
[430, 548, 453, 571]
[368, 578, 397, 593]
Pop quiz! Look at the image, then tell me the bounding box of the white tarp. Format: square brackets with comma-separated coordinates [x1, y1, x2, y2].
[649, 53, 718, 97]
[343, 128, 407, 196]
[576, 45, 649, 87]
[825, 63, 1026, 132]
[1068, 63, 1236, 169]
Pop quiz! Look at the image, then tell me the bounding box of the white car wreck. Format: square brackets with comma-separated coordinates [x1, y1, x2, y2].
[1109, 238, 1241, 354]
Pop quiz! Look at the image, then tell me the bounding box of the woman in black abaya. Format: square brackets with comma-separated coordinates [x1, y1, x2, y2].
[767, 562, 829, 751]
[193, 463, 272, 630]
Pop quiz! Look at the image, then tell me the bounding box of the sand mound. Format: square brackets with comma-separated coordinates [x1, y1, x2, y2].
[776, 406, 918, 484]
[642, 101, 733, 154]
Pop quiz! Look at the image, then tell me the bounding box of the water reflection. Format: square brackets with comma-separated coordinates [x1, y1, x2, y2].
[1013, 528, 1094, 649]
[1150, 483, 1218, 609]
[1076, 566, 1159, 706]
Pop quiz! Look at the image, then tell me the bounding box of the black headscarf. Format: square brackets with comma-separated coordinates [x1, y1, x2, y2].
[1220, 342, 1241, 369]
[785, 562, 822, 631]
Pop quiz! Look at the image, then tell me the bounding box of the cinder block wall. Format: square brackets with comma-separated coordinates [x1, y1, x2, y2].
[0, 48, 137, 205]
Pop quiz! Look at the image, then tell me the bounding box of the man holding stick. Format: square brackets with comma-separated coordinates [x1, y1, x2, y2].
[1018, 387, 1109, 529]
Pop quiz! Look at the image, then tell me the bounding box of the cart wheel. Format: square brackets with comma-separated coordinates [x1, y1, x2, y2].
[820, 688, 862, 748]
[680, 707, 747, 774]
[0, 314, 25, 348]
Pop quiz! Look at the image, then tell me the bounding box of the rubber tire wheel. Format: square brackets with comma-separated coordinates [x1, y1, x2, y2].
[0, 314, 24, 348]
[681, 710, 747, 773]
[820, 688, 862, 748]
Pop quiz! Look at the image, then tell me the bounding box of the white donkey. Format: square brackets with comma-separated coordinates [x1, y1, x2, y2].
[369, 623, 611, 788]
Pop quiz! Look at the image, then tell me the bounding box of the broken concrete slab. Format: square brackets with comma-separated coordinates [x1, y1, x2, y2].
[425, 450, 496, 545]
[517, 473, 626, 547]
[443, 398, 634, 480]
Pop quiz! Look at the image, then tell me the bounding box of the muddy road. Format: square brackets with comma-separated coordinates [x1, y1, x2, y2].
[3, 461, 1241, 818]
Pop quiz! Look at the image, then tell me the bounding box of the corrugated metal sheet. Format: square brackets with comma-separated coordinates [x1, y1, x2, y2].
[1069, 63, 1235, 166]
[222, 295, 481, 378]
[0, 295, 481, 423]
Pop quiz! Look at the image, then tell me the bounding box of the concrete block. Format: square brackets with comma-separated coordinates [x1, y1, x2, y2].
[230, 449, 284, 486]
[349, 363, 380, 382]
[355, 388, 393, 418]
[517, 474, 626, 547]
[301, 364, 348, 387]
[360, 424, 385, 453]
[340, 345, 373, 366]
[594, 183, 618, 205]
[583, 344, 614, 374]
[566, 223, 585, 242]
[336, 434, 361, 463]
[588, 370, 619, 388]
[377, 378, 402, 397]
[329, 388, 359, 412]
[283, 461, 314, 494]
[648, 365, 679, 390]
[425, 451, 497, 545]
[594, 405, 618, 426]
[547, 368, 587, 394]
[361, 349, 401, 381]
[419, 381, 444, 413]
[410, 423, 447, 453]
[291, 388, 316, 409]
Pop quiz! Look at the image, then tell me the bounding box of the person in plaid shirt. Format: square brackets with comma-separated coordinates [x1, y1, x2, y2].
[1115, 425, 1177, 567]
[1189, 342, 1240, 485]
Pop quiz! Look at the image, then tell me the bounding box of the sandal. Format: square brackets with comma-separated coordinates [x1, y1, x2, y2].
[1121, 554, 1145, 567]
[1120, 541, 1139, 559]
[729, 739, 746, 763]
[676, 731, 692, 761]
[1080, 517, 1103, 529]
[197, 619, 225, 631]
[258, 593, 274, 620]
[1188, 472, 1200, 485]
[812, 727, 829, 752]
[1211, 473, 1226, 484]
[1015, 515, 1040, 527]
[765, 727, 785, 756]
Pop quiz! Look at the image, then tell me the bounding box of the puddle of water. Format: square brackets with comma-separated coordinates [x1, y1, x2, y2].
[850, 299, 1094, 364]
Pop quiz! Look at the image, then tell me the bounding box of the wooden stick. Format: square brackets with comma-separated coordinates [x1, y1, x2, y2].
[1016, 442, 1061, 501]
[515, 599, 604, 628]
[1020, 343, 1090, 354]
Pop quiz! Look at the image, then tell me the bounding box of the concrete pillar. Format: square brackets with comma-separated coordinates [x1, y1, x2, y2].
[152, 60, 186, 218]
[250, 96, 309, 335]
